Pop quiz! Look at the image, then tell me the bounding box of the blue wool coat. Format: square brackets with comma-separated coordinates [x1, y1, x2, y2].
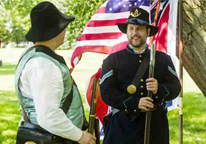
[100, 45, 181, 144]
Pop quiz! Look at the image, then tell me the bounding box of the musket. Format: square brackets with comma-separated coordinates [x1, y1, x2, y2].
[88, 78, 100, 144]
[144, 43, 156, 144]
[144, 0, 160, 143]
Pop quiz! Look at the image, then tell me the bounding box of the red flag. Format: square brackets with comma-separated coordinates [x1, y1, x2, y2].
[85, 68, 108, 125]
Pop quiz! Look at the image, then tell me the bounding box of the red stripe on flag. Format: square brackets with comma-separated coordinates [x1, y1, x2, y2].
[95, 7, 106, 13]
[86, 18, 127, 27]
[78, 33, 123, 41]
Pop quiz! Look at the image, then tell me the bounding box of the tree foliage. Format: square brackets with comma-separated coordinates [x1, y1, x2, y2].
[0, 0, 41, 46]
[64, 0, 106, 49]
[0, 0, 106, 48]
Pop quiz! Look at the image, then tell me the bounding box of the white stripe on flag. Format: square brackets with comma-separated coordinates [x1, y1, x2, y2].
[91, 12, 129, 20]
[83, 26, 121, 34]
[167, 0, 179, 111]
[167, 0, 178, 64]
[76, 35, 127, 47]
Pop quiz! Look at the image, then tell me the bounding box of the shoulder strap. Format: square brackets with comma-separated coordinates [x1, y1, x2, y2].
[19, 46, 74, 121]
[16, 46, 37, 68]
[61, 80, 74, 114]
[127, 49, 150, 94]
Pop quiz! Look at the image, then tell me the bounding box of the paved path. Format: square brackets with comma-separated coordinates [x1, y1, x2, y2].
[0, 47, 201, 93]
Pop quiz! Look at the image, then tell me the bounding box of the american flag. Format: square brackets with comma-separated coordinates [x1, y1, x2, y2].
[71, 0, 151, 68]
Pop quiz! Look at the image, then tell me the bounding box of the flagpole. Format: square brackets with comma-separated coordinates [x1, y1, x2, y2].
[178, 0, 183, 144]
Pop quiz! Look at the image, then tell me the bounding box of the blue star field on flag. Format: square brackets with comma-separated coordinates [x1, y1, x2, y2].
[106, 0, 150, 13]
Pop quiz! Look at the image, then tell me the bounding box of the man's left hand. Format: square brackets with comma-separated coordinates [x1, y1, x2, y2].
[146, 78, 158, 94]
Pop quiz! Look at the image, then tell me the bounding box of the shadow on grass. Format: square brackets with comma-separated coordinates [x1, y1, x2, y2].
[0, 91, 20, 144]
[0, 63, 17, 75]
[168, 92, 206, 144]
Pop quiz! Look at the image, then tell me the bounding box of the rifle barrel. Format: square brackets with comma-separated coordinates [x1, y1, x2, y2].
[144, 44, 156, 144]
[88, 78, 98, 134]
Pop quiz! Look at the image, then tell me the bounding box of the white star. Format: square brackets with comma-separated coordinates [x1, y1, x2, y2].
[134, 2, 137, 6]
[109, 7, 113, 11]
[129, 4, 132, 7]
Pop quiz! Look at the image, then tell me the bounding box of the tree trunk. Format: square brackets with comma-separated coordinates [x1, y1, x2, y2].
[183, 0, 206, 96]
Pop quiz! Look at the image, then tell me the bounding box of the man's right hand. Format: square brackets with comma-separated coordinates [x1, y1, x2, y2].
[138, 97, 154, 112]
[78, 131, 96, 144]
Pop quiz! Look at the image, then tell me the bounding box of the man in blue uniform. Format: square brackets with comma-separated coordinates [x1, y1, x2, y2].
[100, 7, 181, 144]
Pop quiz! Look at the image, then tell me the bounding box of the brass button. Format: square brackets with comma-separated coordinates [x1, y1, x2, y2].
[139, 55, 142, 57]
[134, 109, 137, 112]
[141, 92, 144, 95]
[140, 85, 144, 88]
[140, 79, 144, 82]
[156, 96, 158, 99]
[139, 60, 142, 63]
[127, 85, 137, 94]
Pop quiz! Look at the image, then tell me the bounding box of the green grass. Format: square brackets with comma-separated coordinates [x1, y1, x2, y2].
[0, 91, 21, 144]
[168, 93, 206, 144]
[0, 63, 205, 144]
[0, 63, 16, 75]
[0, 91, 205, 144]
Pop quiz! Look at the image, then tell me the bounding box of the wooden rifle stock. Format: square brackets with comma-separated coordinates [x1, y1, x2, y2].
[144, 44, 156, 144]
[88, 78, 100, 144]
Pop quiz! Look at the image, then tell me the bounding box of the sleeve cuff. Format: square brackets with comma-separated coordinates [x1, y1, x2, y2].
[69, 127, 82, 141]
[156, 83, 169, 101]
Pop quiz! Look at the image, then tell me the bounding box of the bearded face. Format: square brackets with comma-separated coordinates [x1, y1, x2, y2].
[127, 24, 149, 49]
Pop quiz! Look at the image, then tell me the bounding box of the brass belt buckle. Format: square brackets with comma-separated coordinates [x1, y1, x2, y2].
[25, 142, 37, 144]
[127, 84, 137, 94]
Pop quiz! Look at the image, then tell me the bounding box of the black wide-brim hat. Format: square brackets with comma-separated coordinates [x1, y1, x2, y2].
[26, 1, 75, 43]
[117, 8, 159, 36]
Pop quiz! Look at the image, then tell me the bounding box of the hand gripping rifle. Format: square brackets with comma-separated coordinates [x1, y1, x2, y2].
[144, 43, 156, 144]
[88, 78, 100, 144]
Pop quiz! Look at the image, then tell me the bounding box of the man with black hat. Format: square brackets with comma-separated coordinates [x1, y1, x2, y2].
[100, 7, 181, 144]
[15, 1, 96, 144]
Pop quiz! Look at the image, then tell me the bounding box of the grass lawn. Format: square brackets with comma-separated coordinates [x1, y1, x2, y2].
[0, 63, 16, 75]
[0, 91, 205, 144]
[0, 91, 21, 144]
[0, 63, 205, 144]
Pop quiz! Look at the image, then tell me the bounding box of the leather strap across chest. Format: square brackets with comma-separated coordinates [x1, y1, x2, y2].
[127, 49, 150, 94]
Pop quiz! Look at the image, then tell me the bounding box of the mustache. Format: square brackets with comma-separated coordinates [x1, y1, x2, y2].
[132, 34, 140, 38]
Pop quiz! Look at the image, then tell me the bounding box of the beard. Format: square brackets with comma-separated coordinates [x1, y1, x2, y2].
[128, 35, 147, 48]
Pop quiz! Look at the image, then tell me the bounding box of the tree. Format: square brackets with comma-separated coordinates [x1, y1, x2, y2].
[62, 0, 106, 49]
[183, 0, 206, 96]
[0, 0, 41, 46]
[0, 0, 106, 47]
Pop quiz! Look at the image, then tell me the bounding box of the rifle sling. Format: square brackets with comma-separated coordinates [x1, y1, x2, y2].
[131, 49, 150, 87]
